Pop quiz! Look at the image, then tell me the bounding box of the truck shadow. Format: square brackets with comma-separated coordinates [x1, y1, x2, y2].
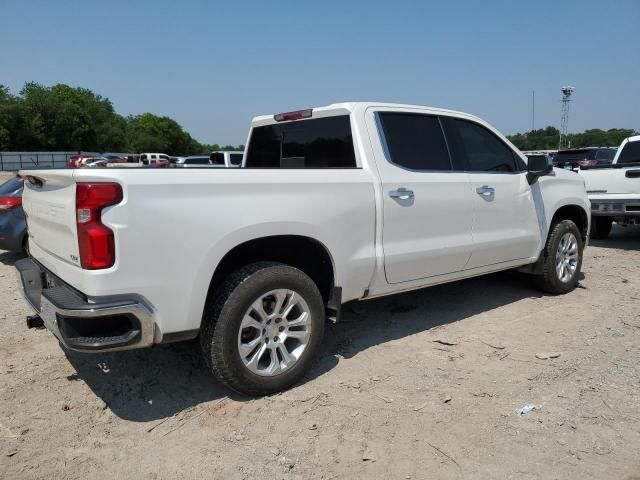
[63, 270, 545, 422]
[308, 271, 545, 381]
[589, 224, 640, 251]
[64, 341, 227, 422]
[0, 250, 24, 266]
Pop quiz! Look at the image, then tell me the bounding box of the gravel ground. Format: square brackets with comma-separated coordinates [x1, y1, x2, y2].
[0, 180, 638, 478]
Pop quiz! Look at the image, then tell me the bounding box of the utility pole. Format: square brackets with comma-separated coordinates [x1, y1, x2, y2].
[559, 86, 575, 150]
[531, 90, 535, 132]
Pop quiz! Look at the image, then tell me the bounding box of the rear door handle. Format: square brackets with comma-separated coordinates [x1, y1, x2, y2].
[389, 188, 414, 200]
[626, 170, 640, 178]
[476, 185, 495, 196]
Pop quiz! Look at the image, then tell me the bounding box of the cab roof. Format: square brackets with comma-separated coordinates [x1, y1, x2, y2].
[251, 102, 484, 127]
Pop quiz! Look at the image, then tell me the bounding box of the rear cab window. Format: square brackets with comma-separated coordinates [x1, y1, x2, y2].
[245, 115, 357, 168]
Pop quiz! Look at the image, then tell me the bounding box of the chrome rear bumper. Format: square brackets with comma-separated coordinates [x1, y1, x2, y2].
[15, 257, 155, 352]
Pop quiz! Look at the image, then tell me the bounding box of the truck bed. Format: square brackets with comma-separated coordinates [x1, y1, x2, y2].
[21, 168, 377, 339]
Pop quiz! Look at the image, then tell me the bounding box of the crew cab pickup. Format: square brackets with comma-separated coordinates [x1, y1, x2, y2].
[16, 102, 590, 395]
[580, 135, 640, 239]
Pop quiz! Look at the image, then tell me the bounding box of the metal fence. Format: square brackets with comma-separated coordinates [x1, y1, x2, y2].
[0, 152, 98, 171]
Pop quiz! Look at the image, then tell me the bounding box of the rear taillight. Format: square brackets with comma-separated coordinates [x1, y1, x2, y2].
[0, 197, 22, 210]
[76, 183, 123, 270]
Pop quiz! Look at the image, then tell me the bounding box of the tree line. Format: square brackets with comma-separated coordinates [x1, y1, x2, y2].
[0, 83, 243, 155]
[507, 126, 637, 151]
[1, 82, 636, 154]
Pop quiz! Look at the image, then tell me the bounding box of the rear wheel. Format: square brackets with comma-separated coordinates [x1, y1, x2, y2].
[589, 216, 612, 240]
[534, 219, 583, 294]
[200, 262, 325, 396]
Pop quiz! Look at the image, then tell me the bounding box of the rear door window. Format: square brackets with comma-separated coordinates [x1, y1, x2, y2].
[618, 141, 640, 165]
[245, 115, 356, 168]
[377, 113, 452, 171]
[445, 119, 522, 172]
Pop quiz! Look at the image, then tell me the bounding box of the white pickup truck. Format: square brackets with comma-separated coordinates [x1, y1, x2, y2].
[580, 135, 640, 239]
[16, 102, 590, 395]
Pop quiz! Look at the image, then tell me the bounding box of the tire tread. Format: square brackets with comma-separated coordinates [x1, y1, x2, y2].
[534, 219, 583, 294]
[200, 261, 324, 396]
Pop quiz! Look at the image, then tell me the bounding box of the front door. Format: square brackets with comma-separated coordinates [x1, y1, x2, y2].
[441, 117, 540, 268]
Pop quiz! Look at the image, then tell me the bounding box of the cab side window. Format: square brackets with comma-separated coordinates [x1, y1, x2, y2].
[377, 112, 452, 171]
[445, 118, 524, 172]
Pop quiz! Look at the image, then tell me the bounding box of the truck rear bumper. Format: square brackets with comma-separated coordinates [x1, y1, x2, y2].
[15, 257, 155, 352]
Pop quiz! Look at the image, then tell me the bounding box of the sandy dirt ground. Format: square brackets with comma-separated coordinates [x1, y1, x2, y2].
[0, 172, 638, 479]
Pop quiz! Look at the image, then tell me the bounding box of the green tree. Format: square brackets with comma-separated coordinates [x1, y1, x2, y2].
[508, 126, 560, 150]
[126, 113, 200, 154]
[18, 82, 126, 151]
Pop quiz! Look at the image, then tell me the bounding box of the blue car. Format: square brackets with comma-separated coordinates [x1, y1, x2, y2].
[0, 175, 27, 253]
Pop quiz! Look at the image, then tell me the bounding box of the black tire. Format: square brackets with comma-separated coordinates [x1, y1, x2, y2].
[589, 216, 612, 240]
[533, 219, 584, 294]
[200, 262, 325, 396]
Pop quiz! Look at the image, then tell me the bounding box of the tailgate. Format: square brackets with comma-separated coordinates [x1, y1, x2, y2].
[581, 167, 640, 195]
[21, 169, 81, 267]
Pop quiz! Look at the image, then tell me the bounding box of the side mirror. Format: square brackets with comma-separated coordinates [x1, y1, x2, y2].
[527, 155, 553, 184]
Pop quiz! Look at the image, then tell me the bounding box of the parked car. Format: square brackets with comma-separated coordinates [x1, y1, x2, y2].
[82, 157, 110, 168]
[149, 159, 171, 168]
[554, 147, 617, 170]
[580, 135, 640, 239]
[105, 155, 141, 167]
[0, 175, 27, 252]
[67, 154, 96, 168]
[210, 151, 244, 168]
[17, 102, 590, 396]
[140, 153, 170, 166]
[174, 156, 217, 168]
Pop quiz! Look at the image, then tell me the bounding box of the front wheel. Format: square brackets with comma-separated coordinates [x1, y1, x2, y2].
[533, 219, 584, 294]
[200, 262, 325, 396]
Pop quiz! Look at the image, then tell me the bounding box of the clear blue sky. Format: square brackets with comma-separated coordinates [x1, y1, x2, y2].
[2, 0, 639, 145]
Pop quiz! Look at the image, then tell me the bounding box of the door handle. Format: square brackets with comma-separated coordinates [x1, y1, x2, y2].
[389, 188, 414, 200]
[476, 185, 495, 196]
